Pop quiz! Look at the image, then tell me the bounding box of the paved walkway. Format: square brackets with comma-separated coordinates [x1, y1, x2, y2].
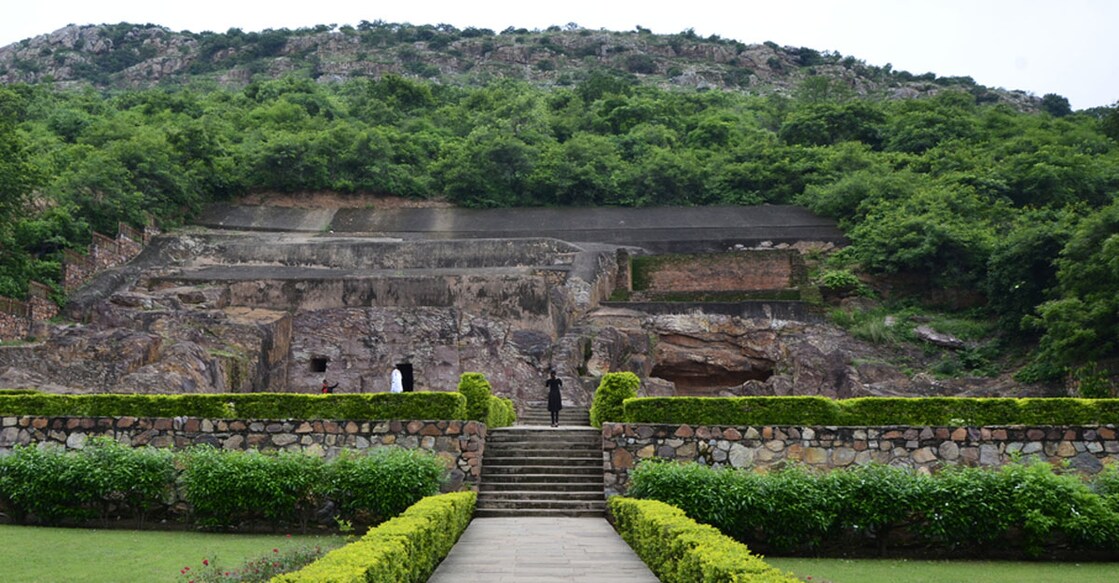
[427, 517, 659, 583]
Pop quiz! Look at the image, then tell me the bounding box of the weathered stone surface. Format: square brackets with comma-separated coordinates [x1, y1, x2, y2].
[912, 447, 937, 464]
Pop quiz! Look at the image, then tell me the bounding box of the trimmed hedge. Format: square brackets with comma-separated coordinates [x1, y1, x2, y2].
[274, 491, 476, 583]
[623, 396, 1119, 426]
[590, 372, 640, 428]
[456, 372, 516, 428]
[608, 496, 799, 583]
[627, 460, 1119, 558]
[0, 392, 467, 421]
[457, 372, 493, 422]
[486, 395, 516, 428]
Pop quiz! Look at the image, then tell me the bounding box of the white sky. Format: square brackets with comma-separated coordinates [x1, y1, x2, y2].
[3, 0, 1117, 110]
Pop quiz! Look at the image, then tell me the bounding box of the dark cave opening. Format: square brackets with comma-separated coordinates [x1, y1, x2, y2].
[650, 361, 773, 395]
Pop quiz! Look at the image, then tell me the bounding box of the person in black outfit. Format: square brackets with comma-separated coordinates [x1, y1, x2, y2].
[545, 370, 563, 427]
[321, 379, 339, 394]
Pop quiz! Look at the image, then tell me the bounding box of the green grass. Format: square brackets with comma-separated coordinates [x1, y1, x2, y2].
[766, 557, 1119, 583]
[0, 525, 341, 582]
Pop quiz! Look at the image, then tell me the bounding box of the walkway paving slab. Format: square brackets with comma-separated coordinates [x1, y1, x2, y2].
[427, 516, 659, 583]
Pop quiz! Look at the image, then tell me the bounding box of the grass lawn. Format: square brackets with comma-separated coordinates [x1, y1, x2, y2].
[766, 557, 1119, 583]
[0, 525, 342, 583]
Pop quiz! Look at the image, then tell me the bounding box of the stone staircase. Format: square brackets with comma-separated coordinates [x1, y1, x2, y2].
[476, 406, 605, 517]
[515, 402, 592, 427]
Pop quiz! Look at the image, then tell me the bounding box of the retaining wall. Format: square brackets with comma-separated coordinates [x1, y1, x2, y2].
[0, 416, 486, 490]
[601, 422, 1119, 495]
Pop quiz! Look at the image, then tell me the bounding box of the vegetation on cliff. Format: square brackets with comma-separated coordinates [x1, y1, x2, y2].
[0, 22, 1117, 387]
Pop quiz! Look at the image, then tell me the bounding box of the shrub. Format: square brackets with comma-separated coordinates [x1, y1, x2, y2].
[626, 460, 1119, 558]
[456, 372, 493, 423]
[624, 396, 842, 426]
[590, 372, 640, 428]
[275, 491, 476, 583]
[486, 395, 516, 428]
[608, 497, 800, 583]
[180, 447, 326, 530]
[0, 392, 468, 421]
[325, 448, 446, 526]
[0, 439, 174, 526]
[621, 396, 1119, 426]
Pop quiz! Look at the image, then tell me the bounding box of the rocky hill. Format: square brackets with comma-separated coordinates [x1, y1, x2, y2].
[0, 21, 1040, 109]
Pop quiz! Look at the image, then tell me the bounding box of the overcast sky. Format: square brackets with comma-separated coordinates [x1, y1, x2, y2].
[3, 0, 1116, 110]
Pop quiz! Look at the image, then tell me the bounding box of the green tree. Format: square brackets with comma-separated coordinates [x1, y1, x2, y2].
[1040, 93, 1072, 117]
[0, 89, 41, 228]
[1031, 202, 1119, 369]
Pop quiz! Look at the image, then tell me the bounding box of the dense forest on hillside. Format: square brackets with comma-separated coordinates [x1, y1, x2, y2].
[1, 57, 1118, 387]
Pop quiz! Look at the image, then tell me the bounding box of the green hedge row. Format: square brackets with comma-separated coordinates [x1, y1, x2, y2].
[0, 440, 447, 529]
[628, 460, 1119, 558]
[0, 392, 468, 421]
[621, 396, 1119, 426]
[590, 372, 640, 428]
[274, 491, 476, 583]
[608, 497, 799, 583]
[456, 372, 516, 428]
[486, 395, 516, 428]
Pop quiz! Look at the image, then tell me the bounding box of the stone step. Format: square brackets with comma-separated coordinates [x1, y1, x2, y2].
[480, 481, 603, 493]
[475, 498, 607, 511]
[483, 454, 601, 465]
[478, 473, 605, 484]
[478, 490, 605, 502]
[482, 464, 604, 476]
[482, 442, 601, 452]
[473, 507, 605, 518]
[488, 427, 599, 437]
[485, 434, 599, 443]
[517, 415, 591, 423]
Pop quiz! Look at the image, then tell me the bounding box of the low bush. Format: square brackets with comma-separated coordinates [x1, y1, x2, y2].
[0, 438, 173, 526]
[486, 395, 516, 428]
[326, 448, 447, 527]
[608, 496, 800, 583]
[456, 372, 493, 423]
[2, 444, 447, 530]
[627, 459, 1119, 558]
[590, 372, 640, 428]
[180, 447, 326, 530]
[623, 396, 842, 426]
[622, 396, 1119, 426]
[275, 491, 476, 583]
[0, 392, 467, 421]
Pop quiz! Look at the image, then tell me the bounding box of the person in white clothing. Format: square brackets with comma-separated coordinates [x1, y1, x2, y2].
[390, 365, 403, 393]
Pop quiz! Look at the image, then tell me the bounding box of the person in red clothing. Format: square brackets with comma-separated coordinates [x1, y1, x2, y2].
[321, 379, 339, 394]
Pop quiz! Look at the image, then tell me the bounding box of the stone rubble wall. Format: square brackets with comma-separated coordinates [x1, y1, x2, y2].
[602, 422, 1119, 496]
[642, 250, 806, 293]
[0, 416, 486, 490]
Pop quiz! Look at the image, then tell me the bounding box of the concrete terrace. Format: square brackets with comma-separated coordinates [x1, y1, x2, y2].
[198, 203, 845, 252]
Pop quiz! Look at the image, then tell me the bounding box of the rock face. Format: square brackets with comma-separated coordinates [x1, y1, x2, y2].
[0, 207, 1048, 406]
[0, 232, 620, 408]
[0, 24, 1041, 111]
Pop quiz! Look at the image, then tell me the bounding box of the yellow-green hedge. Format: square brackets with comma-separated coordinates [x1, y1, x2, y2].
[486, 395, 516, 428]
[623, 396, 1119, 427]
[0, 392, 468, 420]
[273, 491, 476, 583]
[608, 496, 799, 583]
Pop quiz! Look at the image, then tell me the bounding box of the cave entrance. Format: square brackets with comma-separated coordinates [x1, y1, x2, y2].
[310, 357, 330, 373]
[396, 362, 415, 392]
[650, 361, 772, 395]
